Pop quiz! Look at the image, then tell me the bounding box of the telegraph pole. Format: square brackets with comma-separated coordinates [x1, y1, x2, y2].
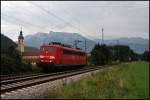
[84, 39, 86, 52]
[84, 39, 87, 64]
[74, 40, 82, 48]
[117, 40, 119, 61]
[102, 28, 104, 45]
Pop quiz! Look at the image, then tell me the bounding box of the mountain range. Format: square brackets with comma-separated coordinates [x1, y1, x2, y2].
[1, 34, 17, 52]
[24, 31, 149, 54]
[1, 34, 38, 52]
[95, 37, 149, 54]
[24, 31, 96, 52]
[1, 32, 149, 54]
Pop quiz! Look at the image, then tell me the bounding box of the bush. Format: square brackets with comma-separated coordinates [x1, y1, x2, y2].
[89, 44, 140, 66]
[90, 44, 112, 65]
[1, 52, 33, 75]
[142, 51, 149, 61]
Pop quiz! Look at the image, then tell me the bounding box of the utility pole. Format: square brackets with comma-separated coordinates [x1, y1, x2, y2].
[79, 21, 80, 32]
[84, 39, 86, 52]
[84, 39, 87, 64]
[74, 40, 82, 48]
[117, 40, 119, 61]
[102, 28, 104, 45]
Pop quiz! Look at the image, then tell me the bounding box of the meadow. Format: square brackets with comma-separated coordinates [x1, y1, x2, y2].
[48, 61, 149, 99]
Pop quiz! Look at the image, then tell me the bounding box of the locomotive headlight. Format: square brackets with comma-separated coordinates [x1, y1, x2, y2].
[49, 56, 55, 59]
[40, 55, 44, 58]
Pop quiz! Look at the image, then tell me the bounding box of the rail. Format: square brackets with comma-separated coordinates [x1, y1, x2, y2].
[1, 66, 107, 94]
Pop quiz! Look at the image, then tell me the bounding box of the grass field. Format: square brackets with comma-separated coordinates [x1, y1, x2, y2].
[48, 61, 149, 99]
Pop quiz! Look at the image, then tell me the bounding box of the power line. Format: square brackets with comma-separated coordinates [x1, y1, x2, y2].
[3, 13, 44, 28]
[3, 4, 63, 32]
[74, 40, 82, 48]
[2, 4, 66, 33]
[29, 2, 78, 29]
[60, 7, 95, 39]
[3, 2, 95, 41]
[29, 1, 94, 39]
[30, 2, 94, 39]
[4, 4, 57, 30]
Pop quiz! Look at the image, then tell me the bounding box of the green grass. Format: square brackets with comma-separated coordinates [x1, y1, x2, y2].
[48, 61, 149, 99]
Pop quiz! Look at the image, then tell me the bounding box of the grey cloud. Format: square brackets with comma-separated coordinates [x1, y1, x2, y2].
[1, 1, 149, 41]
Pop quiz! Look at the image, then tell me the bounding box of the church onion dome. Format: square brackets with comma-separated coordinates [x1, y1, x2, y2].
[19, 35, 24, 39]
[18, 30, 24, 39]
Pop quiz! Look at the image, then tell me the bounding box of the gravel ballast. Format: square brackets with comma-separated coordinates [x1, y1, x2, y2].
[1, 69, 100, 99]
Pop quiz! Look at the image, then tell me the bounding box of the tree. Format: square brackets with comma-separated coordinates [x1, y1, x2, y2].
[142, 51, 149, 61]
[1, 47, 32, 75]
[89, 43, 140, 66]
[112, 45, 134, 62]
[90, 44, 112, 65]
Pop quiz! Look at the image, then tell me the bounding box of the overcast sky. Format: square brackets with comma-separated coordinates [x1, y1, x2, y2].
[1, 1, 149, 41]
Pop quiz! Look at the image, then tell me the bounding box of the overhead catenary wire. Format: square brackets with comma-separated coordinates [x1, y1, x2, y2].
[2, 1, 96, 41]
[2, 4, 62, 33]
[29, 2, 78, 29]
[3, 1, 95, 39]
[2, 4, 56, 31]
[29, 1, 94, 38]
[2, 14, 44, 32]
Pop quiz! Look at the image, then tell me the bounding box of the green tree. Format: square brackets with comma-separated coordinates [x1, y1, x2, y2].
[113, 45, 133, 62]
[142, 51, 149, 61]
[1, 48, 32, 75]
[90, 44, 112, 65]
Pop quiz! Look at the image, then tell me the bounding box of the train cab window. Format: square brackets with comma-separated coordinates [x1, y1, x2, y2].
[40, 47, 48, 51]
[40, 47, 54, 53]
[48, 47, 55, 53]
[40, 47, 45, 50]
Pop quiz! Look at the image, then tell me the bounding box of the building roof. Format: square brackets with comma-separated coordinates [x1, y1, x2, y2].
[24, 46, 38, 52]
[22, 51, 39, 56]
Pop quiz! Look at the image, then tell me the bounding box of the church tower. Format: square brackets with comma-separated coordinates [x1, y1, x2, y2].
[18, 28, 24, 53]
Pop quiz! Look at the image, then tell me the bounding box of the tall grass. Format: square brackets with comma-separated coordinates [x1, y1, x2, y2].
[48, 61, 149, 99]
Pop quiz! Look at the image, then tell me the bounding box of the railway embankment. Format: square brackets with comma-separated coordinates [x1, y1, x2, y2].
[1, 66, 103, 99]
[47, 61, 149, 99]
[1, 61, 148, 99]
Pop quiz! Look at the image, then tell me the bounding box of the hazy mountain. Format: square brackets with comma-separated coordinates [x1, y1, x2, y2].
[95, 37, 149, 54]
[1, 34, 17, 52]
[2, 32, 149, 54]
[1, 34, 38, 52]
[24, 31, 96, 52]
[24, 32, 149, 54]
[95, 37, 148, 45]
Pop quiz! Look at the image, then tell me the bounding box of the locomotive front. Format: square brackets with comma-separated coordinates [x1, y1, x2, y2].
[39, 45, 56, 65]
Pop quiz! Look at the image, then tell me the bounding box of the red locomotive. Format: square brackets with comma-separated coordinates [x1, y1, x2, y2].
[38, 42, 86, 68]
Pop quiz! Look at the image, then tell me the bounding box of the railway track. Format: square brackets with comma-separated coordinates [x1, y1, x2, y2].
[1, 66, 106, 94]
[1, 73, 44, 81]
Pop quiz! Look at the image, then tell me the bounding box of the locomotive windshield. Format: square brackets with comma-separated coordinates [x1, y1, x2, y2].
[40, 46, 55, 53]
[48, 47, 54, 53]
